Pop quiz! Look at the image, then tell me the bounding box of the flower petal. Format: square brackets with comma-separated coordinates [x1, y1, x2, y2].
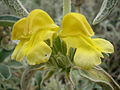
[74, 46, 103, 70]
[27, 9, 59, 33]
[61, 34, 95, 52]
[26, 41, 52, 65]
[12, 18, 29, 40]
[60, 13, 94, 37]
[12, 9, 59, 40]
[93, 38, 114, 53]
[18, 30, 53, 65]
[62, 36, 81, 49]
[26, 29, 56, 48]
[11, 39, 28, 61]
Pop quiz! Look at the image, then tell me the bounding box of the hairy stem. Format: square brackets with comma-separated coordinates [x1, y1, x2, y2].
[63, 0, 71, 15]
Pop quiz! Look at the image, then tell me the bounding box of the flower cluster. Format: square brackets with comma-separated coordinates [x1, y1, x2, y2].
[11, 9, 114, 69]
[11, 9, 59, 65]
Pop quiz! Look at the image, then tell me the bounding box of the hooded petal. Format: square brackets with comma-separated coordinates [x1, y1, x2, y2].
[12, 18, 29, 40]
[61, 36, 81, 49]
[27, 9, 59, 34]
[93, 38, 114, 53]
[60, 13, 94, 37]
[74, 46, 103, 70]
[26, 41, 52, 65]
[12, 9, 59, 40]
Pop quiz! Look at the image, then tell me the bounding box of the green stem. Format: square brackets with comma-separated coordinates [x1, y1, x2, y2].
[63, 0, 71, 15]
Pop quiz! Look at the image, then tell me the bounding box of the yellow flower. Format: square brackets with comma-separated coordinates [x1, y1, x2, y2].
[11, 9, 59, 65]
[59, 13, 114, 69]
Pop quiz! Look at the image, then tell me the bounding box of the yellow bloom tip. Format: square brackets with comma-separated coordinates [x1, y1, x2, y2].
[61, 12, 94, 37]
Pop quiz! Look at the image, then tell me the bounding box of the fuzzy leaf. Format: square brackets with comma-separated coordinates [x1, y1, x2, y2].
[2, 0, 29, 17]
[0, 49, 13, 63]
[35, 71, 42, 85]
[0, 64, 11, 80]
[41, 70, 55, 85]
[93, 0, 118, 25]
[0, 15, 20, 21]
[79, 67, 120, 90]
[5, 60, 23, 69]
[0, 15, 20, 26]
[21, 65, 45, 90]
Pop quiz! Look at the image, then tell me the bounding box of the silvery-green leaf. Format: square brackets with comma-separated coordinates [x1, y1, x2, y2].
[41, 70, 55, 85]
[2, 0, 29, 17]
[71, 70, 102, 90]
[34, 71, 42, 85]
[0, 49, 13, 63]
[5, 60, 23, 69]
[0, 15, 20, 26]
[78, 67, 120, 90]
[93, 0, 118, 25]
[0, 15, 20, 21]
[0, 64, 11, 80]
[21, 65, 45, 90]
[0, 20, 15, 26]
[21, 67, 36, 90]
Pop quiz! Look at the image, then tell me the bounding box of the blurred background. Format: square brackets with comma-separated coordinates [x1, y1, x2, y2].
[0, 0, 120, 90]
